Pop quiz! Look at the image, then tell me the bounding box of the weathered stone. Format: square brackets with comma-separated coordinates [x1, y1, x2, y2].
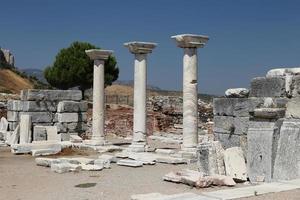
[128, 152, 156, 165]
[156, 156, 187, 164]
[80, 164, 103, 171]
[33, 126, 47, 141]
[70, 135, 82, 143]
[253, 108, 286, 119]
[223, 147, 247, 182]
[117, 159, 143, 167]
[98, 154, 117, 163]
[233, 117, 249, 135]
[250, 77, 286, 97]
[21, 89, 82, 101]
[196, 175, 236, 188]
[0, 117, 8, 131]
[286, 98, 300, 118]
[291, 75, 300, 97]
[6, 125, 20, 145]
[213, 116, 234, 134]
[155, 149, 175, 155]
[214, 132, 243, 150]
[225, 88, 249, 98]
[273, 119, 300, 180]
[8, 122, 18, 131]
[46, 126, 60, 141]
[57, 101, 88, 113]
[213, 98, 234, 116]
[163, 169, 204, 186]
[7, 111, 18, 122]
[19, 112, 53, 123]
[197, 141, 225, 176]
[35, 157, 60, 167]
[19, 115, 32, 144]
[59, 157, 94, 165]
[50, 163, 81, 173]
[247, 120, 282, 182]
[11, 142, 61, 154]
[94, 159, 110, 168]
[31, 148, 61, 156]
[7, 100, 57, 112]
[57, 113, 87, 123]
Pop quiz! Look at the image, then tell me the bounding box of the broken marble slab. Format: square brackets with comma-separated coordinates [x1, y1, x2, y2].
[31, 148, 61, 156]
[80, 164, 103, 171]
[98, 154, 117, 163]
[225, 88, 249, 98]
[223, 147, 247, 182]
[128, 152, 156, 165]
[117, 159, 143, 167]
[69, 135, 83, 143]
[94, 159, 110, 169]
[51, 162, 82, 173]
[156, 156, 187, 164]
[58, 157, 94, 165]
[6, 125, 20, 145]
[196, 175, 236, 188]
[11, 142, 61, 154]
[155, 149, 176, 155]
[35, 157, 60, 167]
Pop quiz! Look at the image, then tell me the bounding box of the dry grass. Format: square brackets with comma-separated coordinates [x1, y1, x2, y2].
[105, 84, 160, 96]
[0, 69, 33, 94]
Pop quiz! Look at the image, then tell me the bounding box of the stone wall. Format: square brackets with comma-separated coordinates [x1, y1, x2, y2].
[213, 67, 300, 181]
[6, 89, 87, 141]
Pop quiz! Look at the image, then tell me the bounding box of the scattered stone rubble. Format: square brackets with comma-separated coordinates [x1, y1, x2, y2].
[213, 67, 300, 182]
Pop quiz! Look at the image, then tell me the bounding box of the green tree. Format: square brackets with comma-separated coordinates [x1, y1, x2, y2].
[44, 41, 119, 90]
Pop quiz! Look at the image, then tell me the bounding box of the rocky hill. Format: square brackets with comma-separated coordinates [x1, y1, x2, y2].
[0, 69, 34, 94]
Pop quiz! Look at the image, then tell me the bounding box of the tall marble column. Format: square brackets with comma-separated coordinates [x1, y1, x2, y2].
[124, 42, 157, 152]
[85, 49, 113, 145]
[171, 34, 209, 151]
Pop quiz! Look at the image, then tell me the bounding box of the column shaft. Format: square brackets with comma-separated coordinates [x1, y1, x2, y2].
[133, 54, 147, 143]
[92, 59, 105, 143]
[183, 48, 198, 148]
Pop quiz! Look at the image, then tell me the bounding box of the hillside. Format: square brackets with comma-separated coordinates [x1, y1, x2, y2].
[0, 69, 34, 94]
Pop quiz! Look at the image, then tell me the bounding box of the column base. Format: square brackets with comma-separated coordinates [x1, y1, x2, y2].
[127, 142, 147, 152]
[83, 139, 107, 146]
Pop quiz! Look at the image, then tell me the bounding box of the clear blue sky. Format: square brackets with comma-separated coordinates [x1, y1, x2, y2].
[1, 0, 300, 95]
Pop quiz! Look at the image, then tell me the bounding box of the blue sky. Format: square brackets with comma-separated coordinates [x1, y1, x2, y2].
[1, 0, 300, 94]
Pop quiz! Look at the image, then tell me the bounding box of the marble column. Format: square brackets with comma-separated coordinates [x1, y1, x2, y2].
[85, 49, 113, 145]
[124, 42, 157, 152]
[171, 34, 209, 151]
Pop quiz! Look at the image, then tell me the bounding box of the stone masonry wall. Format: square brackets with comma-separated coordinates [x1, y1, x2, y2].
[7, 89, 88, 141]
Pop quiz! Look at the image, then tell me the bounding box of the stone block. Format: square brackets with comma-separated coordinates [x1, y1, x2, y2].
[213, 116, 234, 134]
[98, 154, 117, 163]
[50, 163, 81, 173]
[70, 135, 82, 143]
[286, 97, 300, 118]
[94, 159, 110, 169]
[291, 75, 300, 97]
[197, 141, 225, 176]
[46, 126, 60, 142]
[6, 125, 20, 145]
[57, 101, 88, 113]
[214, 132, 243, 150]
[250, 77, 286, 97]
[117, 159, 143, 167]
[57, 113, 87, 123]
[247, 121, 282, 182]
[35, 157, 60, 167]
[213, 98, 234, 116]
[155, 156, 187, 164]
[233, 117, 249, 135]
[19, 115, 32, 144]
[31, 148, 61, 156]
[21, 89, 82, 101]
[7, 111, 18, 122]
[273, 119, 300, 180]
[11, 142, 61, 154]
[225, 88, 249, 98]
[223, 147, 247, 182]
[8, 122, 18, 131]
[33, 126, 47, 141]
[253, 108, 286, 119]
[7, 100, 57, 112]
[19, 112, 53, 123]
[80, 164, 103, 171]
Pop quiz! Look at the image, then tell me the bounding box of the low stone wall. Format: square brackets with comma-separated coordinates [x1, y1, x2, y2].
[7, 89, 87, 141]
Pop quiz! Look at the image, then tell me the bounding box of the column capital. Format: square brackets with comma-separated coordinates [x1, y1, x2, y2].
[85, 49, 113, 60]
[171, 34, 209, 48]
[124, 41, 157, 54]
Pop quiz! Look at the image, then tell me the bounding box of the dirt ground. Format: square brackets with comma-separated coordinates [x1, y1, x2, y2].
[0, 146, 299, 200]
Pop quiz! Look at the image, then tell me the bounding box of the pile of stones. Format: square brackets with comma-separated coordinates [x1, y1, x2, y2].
[6, 89, 88, 142]
[212, 67, 300, 182]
